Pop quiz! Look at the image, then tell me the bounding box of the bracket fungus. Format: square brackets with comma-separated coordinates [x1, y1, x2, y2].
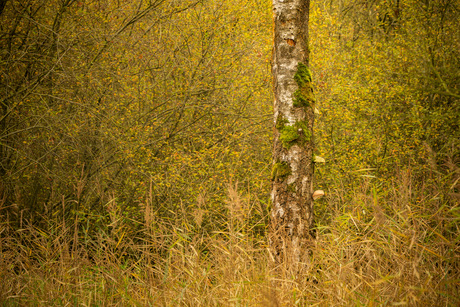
[312, 190, 325, 200]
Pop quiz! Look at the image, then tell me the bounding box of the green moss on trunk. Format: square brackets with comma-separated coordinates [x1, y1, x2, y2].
[272, 161, 291, 180]
[294, 62, 312, 85]
[279, 125, 299, 148]
[293, 62, 315, 108]
[276, 114, 289, 130]
[279, 120, 311, 149]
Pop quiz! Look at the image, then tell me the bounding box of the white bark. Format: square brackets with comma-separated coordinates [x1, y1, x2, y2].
[270, 0, 315, 267]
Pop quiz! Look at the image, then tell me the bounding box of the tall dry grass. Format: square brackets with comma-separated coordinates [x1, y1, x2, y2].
[1, 173, 459, 306]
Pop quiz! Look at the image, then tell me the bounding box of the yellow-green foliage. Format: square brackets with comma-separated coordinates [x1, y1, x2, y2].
[310, 0, 459, 198]
[0, 0, 273, 222]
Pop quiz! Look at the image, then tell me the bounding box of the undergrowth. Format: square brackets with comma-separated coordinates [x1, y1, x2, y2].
[1, 174, 459, 306]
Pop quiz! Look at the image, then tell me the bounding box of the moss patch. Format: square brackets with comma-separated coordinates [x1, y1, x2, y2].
[275, 114, 289, 130]
[279, 125, 299, 148]
[279, 120, 311, 149]
[294, 62, 312, 85]
[272, 161, 291, 180]
[293, 62, 315, 108]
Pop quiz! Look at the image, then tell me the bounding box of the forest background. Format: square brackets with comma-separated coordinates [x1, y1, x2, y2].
[0, 0, 458, 305]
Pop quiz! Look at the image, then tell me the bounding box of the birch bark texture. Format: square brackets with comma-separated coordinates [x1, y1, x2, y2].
[270, 0, 315, 266]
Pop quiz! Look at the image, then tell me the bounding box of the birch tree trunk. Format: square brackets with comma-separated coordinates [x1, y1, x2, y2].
[270, 0, 315, 267]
